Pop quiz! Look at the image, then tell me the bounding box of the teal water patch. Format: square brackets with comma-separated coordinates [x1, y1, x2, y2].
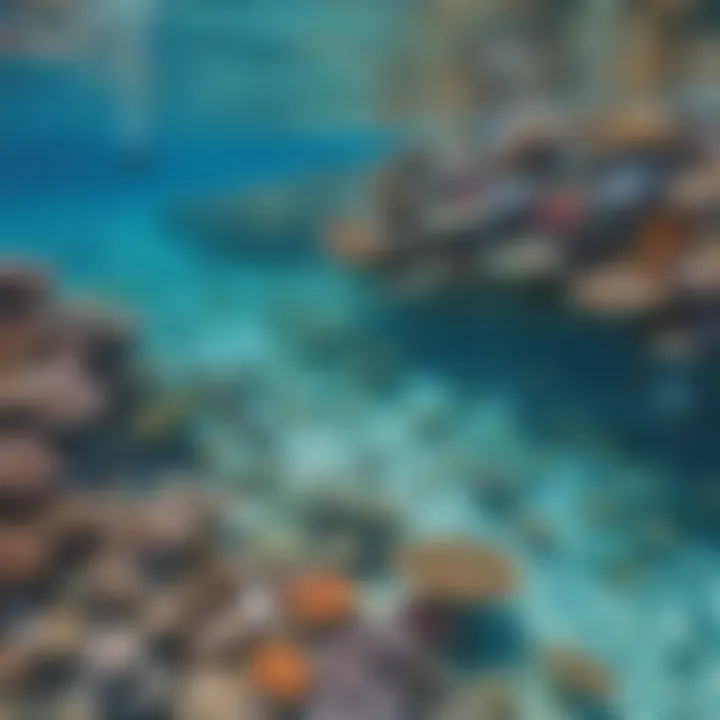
[0, 129, 391, 204]
[0, 53, 392, 203]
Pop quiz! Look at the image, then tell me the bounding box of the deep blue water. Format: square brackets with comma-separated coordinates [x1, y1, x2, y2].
[0, 58, 390, 203]
[387, 295, 720, 526]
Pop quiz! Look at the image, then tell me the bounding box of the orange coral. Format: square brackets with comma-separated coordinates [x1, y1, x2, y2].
[398, 538, 519, 605]
[249, 640, 314, 704]
[285, 571, 358, 630]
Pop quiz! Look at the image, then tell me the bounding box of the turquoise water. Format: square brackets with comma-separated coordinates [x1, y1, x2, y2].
[1, 56, 719, 720]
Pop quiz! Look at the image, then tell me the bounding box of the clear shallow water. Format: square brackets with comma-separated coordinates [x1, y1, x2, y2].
[4, 185, 719, 720]
[2, 60, 720, 720]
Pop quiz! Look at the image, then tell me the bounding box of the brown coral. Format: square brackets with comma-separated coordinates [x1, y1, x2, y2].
[634, 210, 691, 279]
[49, 493, 111, 561]
[677, 239, 720, 295]
[0, 643, 29, 691]
[439, 677, 521, 720]
[0, 525, 50, 588]
[27, 606, 85, 664]
[569, 262, 671, 319]
[0, 357, 106, 432]
[80, 551, 145, 618]
[0, 266, 51, 374]
[178, 667, 256, 720]
[327, 219, 386, 269]
[592, 103, 677, 154]
[130, 486, 218, 582]
[0, 435, 60, 504]
[544, 645, 614, 701]
[397, 537, 519, 605]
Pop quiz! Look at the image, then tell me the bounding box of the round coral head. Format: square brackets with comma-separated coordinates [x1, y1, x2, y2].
[545, 645, 614, 701]
[0, 266, 51, 372]
[594, 103, 677, 153]
[327, 219, 385, 268]
[398, 538, 519, 605]
[29, 607, 85, 662]
[569, 262, 671, 319]
[0, 643, 29, 690]
[285, 571, 358, 630]
[634, 210, 691, 278]
[249, 640, 314, 705]
[0, 525, 50, 587]
[0, 435, 59, 500]
[0, 266, 49, 321]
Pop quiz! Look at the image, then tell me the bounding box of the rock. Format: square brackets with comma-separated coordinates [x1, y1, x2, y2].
[301, 488, 401, 579]
[515, 513, 558, 556]
[434, 676, 521, 720]
[543, 645, 616, 715]
[307, 618, 443, 720]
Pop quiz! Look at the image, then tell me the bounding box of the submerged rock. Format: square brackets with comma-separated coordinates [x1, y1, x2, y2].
[306, 616, 443, 720]
[469, 469, 523, 518]
[433, 676, 522, 720]
[543, 645, 620, 720]
[301, 488, 401, 578]
[397, 538, 527, 673]
[169, 176, 340, 258]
